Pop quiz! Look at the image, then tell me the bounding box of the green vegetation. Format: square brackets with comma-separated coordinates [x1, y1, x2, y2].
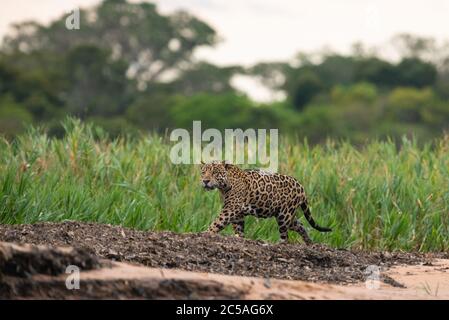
[1, 1, 449, 252]
[1, 120, 448, 251]
[1, 0, 449, 144]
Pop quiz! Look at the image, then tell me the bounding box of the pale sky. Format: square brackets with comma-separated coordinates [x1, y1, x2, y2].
[1, 0, 449, 101]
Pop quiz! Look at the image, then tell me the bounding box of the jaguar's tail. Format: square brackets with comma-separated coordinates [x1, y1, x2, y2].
[300, 202, 332, 232]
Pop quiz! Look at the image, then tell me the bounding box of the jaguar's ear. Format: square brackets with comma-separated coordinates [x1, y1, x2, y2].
[201, 160, 205, 165]
[222, 160, 232, 170]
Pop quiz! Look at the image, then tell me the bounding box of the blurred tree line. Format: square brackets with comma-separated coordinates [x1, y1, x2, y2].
[1, 0, 449, 143]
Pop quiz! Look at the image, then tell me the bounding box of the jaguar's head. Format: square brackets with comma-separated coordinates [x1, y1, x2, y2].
[200, 161, 231, 191]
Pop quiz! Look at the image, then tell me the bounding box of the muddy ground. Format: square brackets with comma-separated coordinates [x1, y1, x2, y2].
[1, 221, 447, 282]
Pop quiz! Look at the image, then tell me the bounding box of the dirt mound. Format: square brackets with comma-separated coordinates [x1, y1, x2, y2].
[3, 278, 243, 300]
[1, 241, 449, 299]
[0, 242, 102, 277]
[0, 242, 245, 299]
[0, 221, 442, 285]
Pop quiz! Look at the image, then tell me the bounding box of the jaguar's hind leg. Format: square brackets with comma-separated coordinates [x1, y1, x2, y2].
[291, 219, 312, 245]
[276, 213, 290, 243]
[232, 218, 245, 237]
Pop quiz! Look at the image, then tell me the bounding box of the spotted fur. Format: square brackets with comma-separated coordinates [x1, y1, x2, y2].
[200, 161, 332, 244]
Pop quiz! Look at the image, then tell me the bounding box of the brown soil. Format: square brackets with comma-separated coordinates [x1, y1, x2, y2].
[0, 242, 103, 277]
[0, 242, 246, 299]
[1, 240, 448, 299]
[0, 221, 446, 286]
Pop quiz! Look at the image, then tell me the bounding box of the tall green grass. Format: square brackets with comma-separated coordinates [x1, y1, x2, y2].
[1, 119, 448, 251]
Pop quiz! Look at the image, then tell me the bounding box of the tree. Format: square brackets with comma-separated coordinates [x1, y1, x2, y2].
[395, 58, 437, 88]
[0, 94, 33, 136]
[386, 87, 437, 123]
[170, 93, 255, 130]
[354, 57, 397, 87]
[392, 33, 436, 60]
[248, 62, 291, 90]
[0, 52, 64, 120]
[64, 45, 132, 118]
[314, 55, 356, 87]
[170, 62, 241, 95]
[331, 82, 378, 106]
[285, 70, 324, 110]
[126, 93, 175, 131]
[2, 0, 218, 86]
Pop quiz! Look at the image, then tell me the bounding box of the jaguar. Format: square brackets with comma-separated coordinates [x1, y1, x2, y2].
[200, 161, 332, 244]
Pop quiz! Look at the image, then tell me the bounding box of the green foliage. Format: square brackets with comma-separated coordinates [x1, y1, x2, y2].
[1, 119, 448, 251]
[386, 87, 437, 123]
[85, 117, 138, 138]
[169, 93, 300, 133]
[315, 55, 356, 87]
[171, 62, 241, 95]
[286, 70, 324, 110]
[395, 58, 437, 88]
[1, 3, 448, 253]
[331, 82, 378, 106]
[288, 82, 449, 144]
[0, 95, 33, 136]
[0, 1, 449, 144]
[0, 52, 64, 121]
[3, 0, 218, 84]
[354, 57, 398, 87]
[170, 93, 255, 130]
[125, 94, 175, 131]
[65, 45, 132, 117]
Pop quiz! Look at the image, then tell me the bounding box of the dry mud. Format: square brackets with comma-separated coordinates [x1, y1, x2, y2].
[0, 221, 448, 299]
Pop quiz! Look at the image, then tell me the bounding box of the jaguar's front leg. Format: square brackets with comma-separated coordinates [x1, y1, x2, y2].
[207, 204, 242, 234]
